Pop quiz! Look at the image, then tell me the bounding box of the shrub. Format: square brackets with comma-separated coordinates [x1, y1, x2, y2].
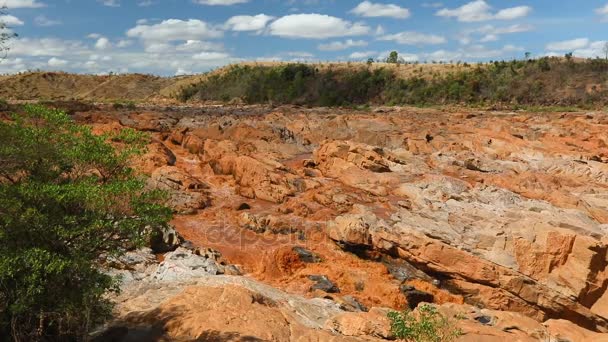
[387, 304, 463, 342]
[0, 105, 171, 340]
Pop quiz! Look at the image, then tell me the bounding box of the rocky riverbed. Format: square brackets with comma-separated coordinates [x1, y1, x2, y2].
[74, 104, 608, 341]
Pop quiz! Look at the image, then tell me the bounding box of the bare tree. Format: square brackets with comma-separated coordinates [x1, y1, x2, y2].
[0, 6, 17, 59]
[604, 42, 608, 61]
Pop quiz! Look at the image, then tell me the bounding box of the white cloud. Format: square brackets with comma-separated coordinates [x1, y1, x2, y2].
[126, 19, 223, 42]
[7, 38, 88, 57]
[350, 1, 411, 19]
[269, 14, 370, 39]
[378, 31, 447, 45]
[318, 39, 367, 51]
[34, 15, 61, 27]
[424, 44, 523, 61]
[545, 39, 608, 58]
[461, 23, 533, 44]
[436, 0, 531, 22]
[99, 0, 120, 7]
[192, 51, 231, 60]
[2, 0, 45, 8]
[224, 14, 274, 32]
[116, 39, 133, 48]
[349, 51, 377, 59]
[0, 15, 23, 26]
[193, 0, 248, 5]
[596, 4, 608, 21]
[494, 6, 532, 20]
[176, 39, 224, 52]
[47, 57, 67, 67]
[95, 37, 111, 50]
[546, 38, 589, 51]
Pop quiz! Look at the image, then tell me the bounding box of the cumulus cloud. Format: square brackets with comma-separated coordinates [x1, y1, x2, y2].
[544, 39, 608, 58]
[436, 0, 531, 22]
[2, 0, 45, 8]
[546, 38, 589, 51]
[224, 14, 274, 32]
[47, 57, 68, 67]
[193, 0, 248, 5]
[349, 51, 377, 59]
[0, 15, 23, 26]
[461, 23, 534, 44]
[269, 14, 370, 39]
[7, 38, 88, 57]
[378, 31, 446, 45]
[318, 39, 367, 51]
[424, 44, 523, 61]
[95, 37, 111, 50]
[350, 1, 411, 19]
[126, 19, 223, 42]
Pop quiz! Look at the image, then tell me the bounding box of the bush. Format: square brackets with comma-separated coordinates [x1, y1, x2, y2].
[387, 304, 463, 342]
[0, 105, 171, 340]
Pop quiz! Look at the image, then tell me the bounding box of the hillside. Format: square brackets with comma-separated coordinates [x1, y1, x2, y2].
[1, 58, 607, 108]
[179, 58, 608, 107]
[0, 72, 175, 101]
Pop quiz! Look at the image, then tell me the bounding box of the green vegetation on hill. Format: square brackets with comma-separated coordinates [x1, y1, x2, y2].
[0, 106, 171, 340]
[179, 58, 608, 108]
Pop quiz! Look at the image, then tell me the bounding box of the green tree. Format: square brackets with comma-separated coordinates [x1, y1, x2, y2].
[387, 51, 399, 64]
[0, 105, 171, 340]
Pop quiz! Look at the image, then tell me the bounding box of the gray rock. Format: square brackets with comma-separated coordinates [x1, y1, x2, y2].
[293, 246, 322, 263]
[309, 275, 340, 293]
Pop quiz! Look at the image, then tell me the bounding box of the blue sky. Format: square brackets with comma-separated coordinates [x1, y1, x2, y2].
[0, 0, 607, 75]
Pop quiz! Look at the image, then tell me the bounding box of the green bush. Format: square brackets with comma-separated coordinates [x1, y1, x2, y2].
[388, 304, 462, 342]
[0, 105, 171, 340]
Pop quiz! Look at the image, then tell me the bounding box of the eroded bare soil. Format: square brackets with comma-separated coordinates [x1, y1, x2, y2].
[78, 105, 608, 341]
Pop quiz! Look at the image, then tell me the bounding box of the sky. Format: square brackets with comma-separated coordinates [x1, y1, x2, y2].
[0, 0, 607, 75]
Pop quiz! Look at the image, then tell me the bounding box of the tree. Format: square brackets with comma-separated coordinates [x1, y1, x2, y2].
[603, 42, 608, 61]
[565, 52, 573, 62]
[386, 51, 399, 64]
[0, 105, 171, 340]
[366, 57, 374, 66]
[0, 6, 17, 59]
[524, 52, 531, 60]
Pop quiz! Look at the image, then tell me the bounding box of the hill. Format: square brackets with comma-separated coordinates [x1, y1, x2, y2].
[178, 58, 608, 108]
[1, 58, 607, 108]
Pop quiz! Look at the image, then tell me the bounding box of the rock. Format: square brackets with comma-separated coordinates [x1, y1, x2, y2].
[339, 296, 368, 312]
[147, 166, 210, 213]
[309, 275, 340, 294]
[400, 285, 434, 310]
[292, 246, 322, 263]
[324, 307, 392, 339]
[475, 315, 494, 325]
[149, 225, 183, 253]
[153, 247, 222, 282]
